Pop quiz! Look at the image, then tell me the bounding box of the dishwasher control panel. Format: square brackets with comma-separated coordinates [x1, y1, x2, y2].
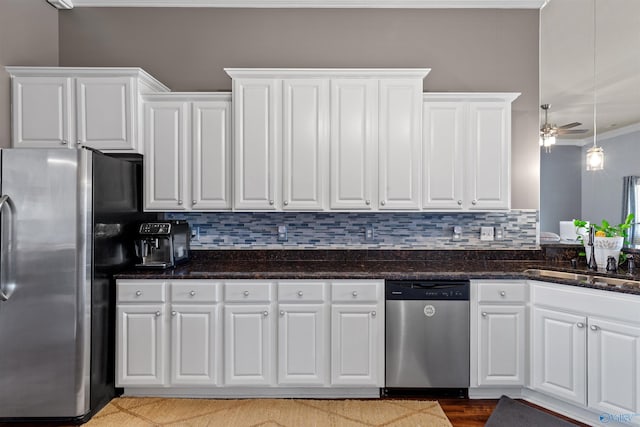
[385, 280, 469, 300]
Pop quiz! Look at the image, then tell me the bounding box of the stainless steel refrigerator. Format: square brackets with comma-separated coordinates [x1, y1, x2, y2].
[0, 148, 152, 422]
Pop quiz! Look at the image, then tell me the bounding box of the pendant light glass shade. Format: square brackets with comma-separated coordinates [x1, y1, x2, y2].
[586, 145, 604, 170]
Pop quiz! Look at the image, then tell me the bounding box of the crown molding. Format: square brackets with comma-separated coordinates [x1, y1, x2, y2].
[557, 121, 640, 146]
[47, 0, 74, 9]
[62, 0, 548, 9]
[225, 68, 431, 79]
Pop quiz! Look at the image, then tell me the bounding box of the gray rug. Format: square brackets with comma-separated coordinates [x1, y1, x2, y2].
[485, 396, 579, 427]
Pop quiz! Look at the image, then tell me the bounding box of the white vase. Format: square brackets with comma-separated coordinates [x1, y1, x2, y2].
[585, 236, 624, 270]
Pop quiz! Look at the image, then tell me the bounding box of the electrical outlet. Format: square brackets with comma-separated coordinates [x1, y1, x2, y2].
[190, 226, 200, 241]
[452, 226, 462, 241]
[278, 225, 288, 242]
[495, 226, 505, 240]
[480, 226, 494, 241]
[364, 225, 375, 241]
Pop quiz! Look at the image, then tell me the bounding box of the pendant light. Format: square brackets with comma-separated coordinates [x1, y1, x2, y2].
[586, 0, 604, 171]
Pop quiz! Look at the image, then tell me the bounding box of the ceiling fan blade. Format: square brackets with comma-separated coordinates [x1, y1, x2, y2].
[558, 122, 582, 129]
[557, 129, 588, 134]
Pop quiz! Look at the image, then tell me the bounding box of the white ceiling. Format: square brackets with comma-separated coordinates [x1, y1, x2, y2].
[540, 0, 640, 142]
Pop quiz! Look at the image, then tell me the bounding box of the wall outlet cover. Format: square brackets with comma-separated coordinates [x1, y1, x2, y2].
[480, 226, 494, 241]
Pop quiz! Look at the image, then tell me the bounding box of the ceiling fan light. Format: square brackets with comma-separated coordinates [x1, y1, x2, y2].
[586, 145, 604, 171]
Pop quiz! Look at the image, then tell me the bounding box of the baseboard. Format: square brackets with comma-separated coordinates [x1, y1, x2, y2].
[122, 387, 381, 399]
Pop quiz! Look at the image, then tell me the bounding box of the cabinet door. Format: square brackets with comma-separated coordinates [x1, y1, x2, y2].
[378, 79, 422, 210]
[144, 101, 189, 211]
[170, 304, 219, 386]
[76, 77, 135, 151]
[223, 304, 274, 386]
[588, 317, 640, 417]
[192, 101, 232, 210]
[330, 304, 381, 386]
[467, 102, 510, 210]
[116, 304, 166, 386]
[422, 101, 465, 209]
[11, 76, 72, 148]
[478, 305, 525, 386]
[532, 307, 587, 405]
[233, 79, 280, 210]
[330, 79, 377, 210]
[282, 79, 329, 210]
[278, 304, 327, 386]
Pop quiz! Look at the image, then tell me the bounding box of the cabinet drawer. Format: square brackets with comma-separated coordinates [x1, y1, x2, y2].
[171, 281, 220, 303]
[224, 281, 274, 302]
[331, 281, 382, 302]
[117, 281, 166, 303]
[477, 281, 526, 303]
[278, 281, 326, 302]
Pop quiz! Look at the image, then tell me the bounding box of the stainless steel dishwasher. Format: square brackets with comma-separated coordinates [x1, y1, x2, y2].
[385, 280, 470, 393]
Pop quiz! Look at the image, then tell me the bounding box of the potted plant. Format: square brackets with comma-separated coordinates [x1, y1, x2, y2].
[574, 214, 634, 269]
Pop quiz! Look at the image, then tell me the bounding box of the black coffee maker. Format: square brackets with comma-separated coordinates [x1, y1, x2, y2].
[134, 220, 190, 269]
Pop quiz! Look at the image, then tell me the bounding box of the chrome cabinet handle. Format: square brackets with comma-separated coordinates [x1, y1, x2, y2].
[0, 195, 12, 302]
[482, 312, 487, 317]
[243, 290, 249, 296]
[500, 291, 506, 297]
[61, 140, 68, 145]
[352, 291, 358, 297]
[297, 291, 303, 297]
[365, 200, 371, 205]
[371, 311, 377, 317]
[263, 311, 269, 317]
[590, 325, 599, 331]
[171, 311, 176, 316]
[192, 200, 196, 205]
[457, 200, 462, 205]
[190, 290, 196, 296]
[269, 200, 274, 205]
[155, 311, 161, 317]
[136, 290, 142, 296]
[280, 310, 285, 316]
[380, 201, 386, 206]
[472, 200, 477, 205]
[577, 322, 585, 328]
[178, 200, 183, 205]
[284, 201, 289, 206]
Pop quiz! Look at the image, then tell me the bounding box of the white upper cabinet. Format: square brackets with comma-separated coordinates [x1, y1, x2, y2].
[378, 79, 422, 210]
[226, 68, 429, 212]
[330, 79, 378, 210]
[282, 79, 329, 210]
[7, 67, 169, 153]
[232, 78, 280, 210]
[143, 93, 232, 212]
[422, 93, 519, 211]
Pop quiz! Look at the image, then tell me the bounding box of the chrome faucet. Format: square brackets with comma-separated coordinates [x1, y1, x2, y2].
[628, 257, 636, 275]
[606, 256, 617, 273]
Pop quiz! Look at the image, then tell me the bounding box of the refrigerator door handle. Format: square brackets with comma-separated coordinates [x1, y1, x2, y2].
[0, 194, 13, 301]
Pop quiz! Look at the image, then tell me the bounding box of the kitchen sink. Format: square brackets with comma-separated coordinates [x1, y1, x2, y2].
[524, 269, 640, 288]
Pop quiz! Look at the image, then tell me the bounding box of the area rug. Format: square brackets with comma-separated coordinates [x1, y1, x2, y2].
[485, 395, 579, 427]
[85, 397, 452, 426]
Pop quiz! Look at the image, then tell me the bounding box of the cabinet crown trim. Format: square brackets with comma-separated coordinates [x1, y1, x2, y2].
[423, 92, 521, 103]
[143, 92, 231, 102]
[65, 0, 547, 9]
[225, 68, 431, 79]
[5, 66, 170, 93]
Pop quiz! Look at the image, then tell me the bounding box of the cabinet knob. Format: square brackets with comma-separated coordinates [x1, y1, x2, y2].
[500, 291, 506, 297]
[457, 200, 462, 205]
[192, 200, 197, 205]
[481, 312, 487, 317]
[263, 311, 269, 317]
[352, 291, 358, 297]
[269, 200, 274, 205]
[135, 290, 142, 296]
[590, 325, 599, 331]
[178, 200, 183, 205]
[284, 201, 289, 206]
[380, 201, 386, 206]
[577, 322, 585, 328]
[190, 290, 196, 296]
[297, 291, 303, 297]
[155, 311, 161, 317]
[472, 199, 478, 205]
[243, 290, 250, 296]
[280, 310, 285, 316]
[61, 140, 68, 145]
[171, 311, 176, 316]
[365, 200, 371, 205]
[371, 311, 377, 317]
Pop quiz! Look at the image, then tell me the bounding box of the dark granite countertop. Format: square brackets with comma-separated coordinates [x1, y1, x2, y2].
[115, 249, 640, 296]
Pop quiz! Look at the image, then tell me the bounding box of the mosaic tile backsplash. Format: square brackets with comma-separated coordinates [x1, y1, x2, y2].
[165, 210, 539, 250]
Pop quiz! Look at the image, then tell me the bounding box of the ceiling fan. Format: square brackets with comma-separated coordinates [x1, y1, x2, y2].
[540, 104, 588, 152]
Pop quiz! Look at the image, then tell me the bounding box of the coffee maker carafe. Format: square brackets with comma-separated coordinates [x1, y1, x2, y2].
[134, 221, 190, 269]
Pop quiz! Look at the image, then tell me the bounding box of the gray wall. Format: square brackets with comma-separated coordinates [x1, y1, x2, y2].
[58, 7, 540, 209]
[0, 0, 58, 149]
[540, 145, 582, 234]
[581, 129, 640, 225]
